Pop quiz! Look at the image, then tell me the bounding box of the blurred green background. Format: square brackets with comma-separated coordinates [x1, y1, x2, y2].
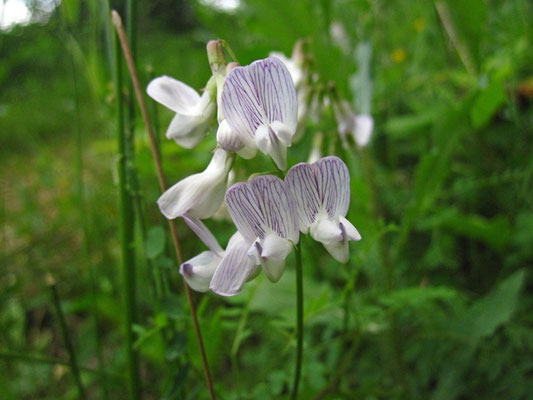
[1, 0, 532, 399]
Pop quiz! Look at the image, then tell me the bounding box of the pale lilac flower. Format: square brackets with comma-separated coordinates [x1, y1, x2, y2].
[158, 149, 233, 220]
[334, 100, 374, 148]
[179, 217, 258, 295]
[220, 57, 298, 170]
[147, 76, 216, 148]
[225, 175, 299, 282]
[285, 156, 361, 263]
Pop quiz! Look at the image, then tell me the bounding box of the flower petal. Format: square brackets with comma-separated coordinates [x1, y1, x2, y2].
[353, 114, 374, 147]
[158, 149, 229, 219]
[340, 216, 362, 241]
[217, 119, 247, 153]
[165, 92, 215, 148]
[254, 125, 287, 170]
[221, 57, 297, 144]
[314, 157, 350, 219]
[225, 175, 299, 243]
[257, 233, 293, 282]
[147, 76, 200, 113]
[209, 232, 259, 296]
[183, 216, 224, 256]
[285, 162, 322, 232]
[179, 251, 221, 292]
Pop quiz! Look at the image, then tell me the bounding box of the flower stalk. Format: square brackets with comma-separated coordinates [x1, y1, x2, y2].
[291, 241, 304, 400]
[111, 11, 215, 400]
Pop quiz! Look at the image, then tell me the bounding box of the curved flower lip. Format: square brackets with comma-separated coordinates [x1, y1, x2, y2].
[157, 148, 231, 220]
[147, 76, 215, 148]
[220, 57, 297, 169]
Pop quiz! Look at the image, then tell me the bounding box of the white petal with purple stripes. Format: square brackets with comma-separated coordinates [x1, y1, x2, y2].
[209, 232, 260, 296]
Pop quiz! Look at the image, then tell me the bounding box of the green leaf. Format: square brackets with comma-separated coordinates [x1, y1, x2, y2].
[470, 81, 507, 129]
[466, 269, 526, 341]
[145, 226, 166, 259]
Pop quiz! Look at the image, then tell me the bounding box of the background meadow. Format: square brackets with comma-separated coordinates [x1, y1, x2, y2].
[1, 0, 532, 399]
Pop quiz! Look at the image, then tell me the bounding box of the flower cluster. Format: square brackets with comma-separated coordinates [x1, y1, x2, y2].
[148, 40, 362, 296]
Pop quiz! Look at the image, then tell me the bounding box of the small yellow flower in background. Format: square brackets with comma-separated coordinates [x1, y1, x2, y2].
[391, 48, 406, 64]
[414, 17, 426, 32]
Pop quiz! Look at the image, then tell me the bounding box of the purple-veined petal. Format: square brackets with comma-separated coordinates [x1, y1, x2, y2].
[225, 175, 299, 243]
[179, 250, 221, 292]
[285, 162, 322, 232]
[183, 216, 224, 256]
[209, 232, 260, 296]
[147, 76, 200, 113]
[286, 156, 350, 232]
[315, 157, 350, 219]
[221, 57, 297, 143]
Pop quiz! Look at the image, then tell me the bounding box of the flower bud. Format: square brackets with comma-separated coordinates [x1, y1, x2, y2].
[207, 40, 227, 75]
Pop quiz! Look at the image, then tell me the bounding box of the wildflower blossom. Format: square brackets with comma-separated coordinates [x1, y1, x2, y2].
[220, 57, 298, 170]
[285, 156, 361, 263]
[225, 175, 299, 282]
[147, 75, 216, 148]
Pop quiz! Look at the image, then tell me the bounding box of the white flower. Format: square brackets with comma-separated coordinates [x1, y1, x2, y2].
[220, 57, 298, 170]
[285, 156, 361, 263]
[353, 114, 374, 147]
[225, 175, 299, 282]
[147, 75, 216, 148]
[157, 149, 233, 220]
[334, 100, 374, 147]
[269, 51, 304, 89]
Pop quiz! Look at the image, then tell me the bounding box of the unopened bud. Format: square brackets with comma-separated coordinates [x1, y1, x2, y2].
[207, 40, 227, 75]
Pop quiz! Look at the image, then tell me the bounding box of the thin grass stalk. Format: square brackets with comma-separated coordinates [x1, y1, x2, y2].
[69, 47, 110, 400]
[112, 21, 141, 400]
[111, 11, 216, 399]
[290, 242, 304, 400]
[46, 275, 87, 400]
[58, 4, 110, 396]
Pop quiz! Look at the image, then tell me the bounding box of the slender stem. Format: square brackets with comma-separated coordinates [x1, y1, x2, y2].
[291, 242, 304, 400]
[67, 36, 109, 400]
[47, 275, 87, 400]
[112, 20, 141, 400]
[111, 11, 216, 400]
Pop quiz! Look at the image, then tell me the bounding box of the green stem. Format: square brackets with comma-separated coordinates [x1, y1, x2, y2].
[113, 23, 141, 400]
[67, 35, 109, 400]
[291, 242, 304, 400]
[48, 277, 87, 400]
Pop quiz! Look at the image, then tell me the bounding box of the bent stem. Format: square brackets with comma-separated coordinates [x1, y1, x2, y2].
[111, 11, 216, 400]
[291, 242, 304, 400]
